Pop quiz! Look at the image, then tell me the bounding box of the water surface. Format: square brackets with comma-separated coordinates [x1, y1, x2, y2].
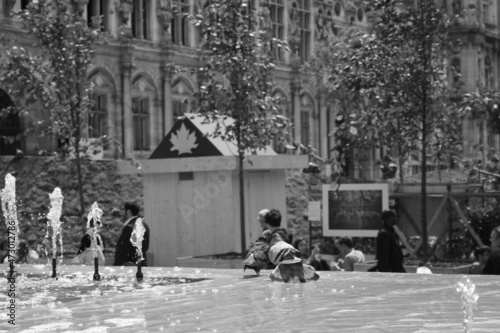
[2, 265, 499, 332]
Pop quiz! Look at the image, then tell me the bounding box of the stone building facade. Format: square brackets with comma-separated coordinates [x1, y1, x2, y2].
[0, 0, 499, 180]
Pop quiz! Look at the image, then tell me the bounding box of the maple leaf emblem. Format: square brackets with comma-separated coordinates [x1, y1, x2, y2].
[170, 123, 199, 155]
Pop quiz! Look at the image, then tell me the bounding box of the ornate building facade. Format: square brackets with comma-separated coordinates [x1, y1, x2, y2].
[0, 0, 499, 180]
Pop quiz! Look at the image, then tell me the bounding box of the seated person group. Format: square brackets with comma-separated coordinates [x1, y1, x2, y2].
[253, 208, 366, 273]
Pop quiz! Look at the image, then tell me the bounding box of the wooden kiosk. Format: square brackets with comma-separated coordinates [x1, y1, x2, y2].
[118, 114, 308, 267]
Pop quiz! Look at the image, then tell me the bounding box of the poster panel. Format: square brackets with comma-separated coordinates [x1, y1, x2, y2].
[322, 183, 389, 237]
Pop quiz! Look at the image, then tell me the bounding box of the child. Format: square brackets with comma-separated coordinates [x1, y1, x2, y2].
[71, 218, 106, 265]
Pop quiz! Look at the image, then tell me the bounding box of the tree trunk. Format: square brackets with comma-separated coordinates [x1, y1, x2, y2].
[398, 141, 404, 184]
[437, 157, 442, 183]
[397, 119, 404, 184]
[237, 124, 246, 258]
[74, 134, 86, 226]
[421, 114, 429, 261]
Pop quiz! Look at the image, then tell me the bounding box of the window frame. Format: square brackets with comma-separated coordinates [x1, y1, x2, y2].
[132, 0, 150, 40]
[132, 96, 150, 151]
[296, 0, 311, 63]
[171, 0, 190, 46]
[89, 93, 108, 146]
[269, 0, 285, 61]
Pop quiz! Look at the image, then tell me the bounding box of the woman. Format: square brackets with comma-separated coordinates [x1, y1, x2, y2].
[293, 238, 330, 271]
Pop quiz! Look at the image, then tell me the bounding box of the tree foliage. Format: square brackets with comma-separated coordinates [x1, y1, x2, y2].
[0, 0, 105, 218]
[309, 0, 465, 259]
[191, 0, 289, 254]
[192, 0, 288, 152]
[309, 0, 464, 180]
[461, 88, 500, 135]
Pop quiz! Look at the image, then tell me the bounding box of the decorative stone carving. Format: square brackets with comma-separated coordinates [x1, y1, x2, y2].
[449, 39, 463, 54]
[160, 62, 176, 80]
[73, 0, 89, 16]
[290, 65, 302, 94]
[288, 2, 301, 59]
[115, 0, 134, 26]
[157, 0, 173, 35]
[195, 0, 204, 14]
[121, 56, 135, 74]
[315, 7, 327, 41]
[450, 57, 464, 91]
[345, 4, 356, 25]
[260, 0, 273, 35]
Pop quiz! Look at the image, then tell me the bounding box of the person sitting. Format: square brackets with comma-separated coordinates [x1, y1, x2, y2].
[250, 208, 289, 270]
[293, 238, 330, 271]
[330, 236, 365, 271]
[72, 218, 106, 265]
[483, 225, 500, 275]
[469, 246, 491, 275]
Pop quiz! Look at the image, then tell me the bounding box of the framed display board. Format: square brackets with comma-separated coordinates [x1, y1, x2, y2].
[322, 183, 389, 237]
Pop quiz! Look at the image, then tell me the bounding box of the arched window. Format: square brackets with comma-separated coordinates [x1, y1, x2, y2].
[132, 76, 157, 152]
[89, 94, 107, 137]
[0, 89, 21, 156]
[89, 71, 115, 150]
[172, 78, 194, 123]
[334, 1, 341, 16]
[171, 0, 189, 46]
[132, 0, 150, 40]
[86, 0, 108, 31]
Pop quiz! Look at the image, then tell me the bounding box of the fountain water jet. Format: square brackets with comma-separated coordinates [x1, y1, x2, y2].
[87, 201, 104, 281]
[130, 217, 146, 280]
[46, 187, 64, 278]
[1, 173, 18, 278]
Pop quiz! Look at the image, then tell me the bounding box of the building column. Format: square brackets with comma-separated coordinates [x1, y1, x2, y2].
[319, 96, 328, 159]
[112, 94, 122, 159]
[161, 62, 175, 137]
[290, 66, 301, 146]
[121, 53, 134, 158]
[107, 0, 119, 36]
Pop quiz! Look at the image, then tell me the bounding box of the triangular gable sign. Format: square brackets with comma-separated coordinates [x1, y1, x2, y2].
[149, 117, 222, 159]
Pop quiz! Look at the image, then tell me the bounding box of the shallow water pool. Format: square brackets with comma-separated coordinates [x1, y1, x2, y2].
[2, 264, 499, 332]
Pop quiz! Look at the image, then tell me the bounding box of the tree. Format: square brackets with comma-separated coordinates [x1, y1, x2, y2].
[309, 0, 464, 260]
[192, 0, 288, 255]
[0, 0, 105, 221]
[461, 87, 500, 158]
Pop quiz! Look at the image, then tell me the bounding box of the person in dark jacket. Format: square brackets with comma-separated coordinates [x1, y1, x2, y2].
[114, 202, 150, 266]
[483, 226, 500, 275]
[374, 209, 405, 273]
